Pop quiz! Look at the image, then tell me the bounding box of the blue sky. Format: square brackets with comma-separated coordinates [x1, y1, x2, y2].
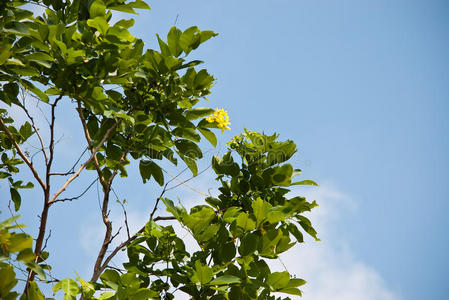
[1, 1, 448, 299]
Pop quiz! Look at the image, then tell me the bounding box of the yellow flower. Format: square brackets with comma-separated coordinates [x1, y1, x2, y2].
[206, 108, 231, 133]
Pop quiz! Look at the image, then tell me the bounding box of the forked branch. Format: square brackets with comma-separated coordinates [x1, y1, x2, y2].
[48, 119, 120, 204]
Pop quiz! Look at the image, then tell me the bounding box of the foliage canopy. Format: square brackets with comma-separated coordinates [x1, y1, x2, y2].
[0, 0, 319, 299]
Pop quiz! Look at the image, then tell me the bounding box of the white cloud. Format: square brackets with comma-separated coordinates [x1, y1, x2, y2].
[269, 183, 400, 300]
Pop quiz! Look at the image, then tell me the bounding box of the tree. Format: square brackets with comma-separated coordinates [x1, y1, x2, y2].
[0, 0, 319, 299]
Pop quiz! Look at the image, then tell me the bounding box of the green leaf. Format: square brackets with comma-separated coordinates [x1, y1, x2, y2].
[183, 206, 215, 235]
[0, 263, 18, 296]
[291, 180, 319, 186]
[120, 273, 140, 288]
[8, 233, 32, 253]
[198, 128, 217, 147]
[10, 188, 21, 211]
[179, 26, 200, 55]
[100, 269, 120, 290]
[197, 223, 220, 242]
[287, 223, 304, 243]
[238, 233, 258, 257]
[266, 271, 290, 291]
[16, 248, 35, 262]
[7, 66, 39, 77]
[21, 80, 49, 102]
[149, 161, 164, 186]
[52, 278, 79, 300]
[160, 198, 185, 220]
[222, 207, 241, 223]
[0, 43, 12, 65]
[19, 122, 33, 140]
[98, 291, 115, 299]
[108, 5, 136, 14]
[172, 127, 201, 143]
[297, 215, 320, 241]
[251, 197, 271, 226]
[0, 216, 22, 230]
[26, 281, 45, 300]
[129, 0, 151, 9]
[24, 262, 46, 281]
[286, 278, 306, 288]
[89, 0, 106, 18]
[25, 52, 54, 62]
[200, 30, 218, 43]
[278, 287, 302, 296]
[266, 207, 287, 224]
[175, 139, 202, 159]
[236, 212, 256, 232]
[156, 33, 171, 56]
[139, 160, 164, 185]
[185, 107, 214, 120]
[114, 19, 135, 28]
[91, 87, 107, 101]
[167, 26, 183, 57]
[191, 260, 213, 285]
[4, 22, 29, 35]
[270, 164, 293, 186]
[209, 275, 241, 286]
[87, 17, 109, 35]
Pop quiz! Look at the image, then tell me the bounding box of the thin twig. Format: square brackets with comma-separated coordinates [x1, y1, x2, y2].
[164, 164, 211, 193]
[51, 178, 98, 205]
[114, 190, 130, 239]
[64, 147, 88, 174]
[19, 89, 48, 165]
[41, 230, 51, 252]
[48, 171, 75, 176]
[153, 216, 176, 222]
[110, 227, 122, 243]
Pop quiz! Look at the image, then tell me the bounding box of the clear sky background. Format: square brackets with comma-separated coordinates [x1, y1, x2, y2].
[1, 1, 448, 299]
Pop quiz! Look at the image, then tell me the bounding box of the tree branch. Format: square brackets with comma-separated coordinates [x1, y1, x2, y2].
[26, 94, 63, 290]
[76, 101, 107, 188]
[0, 118, 46, 190]
[51, 178, 98, 205]
[48, 119, 120, 204]
[90, 183, 114, 282]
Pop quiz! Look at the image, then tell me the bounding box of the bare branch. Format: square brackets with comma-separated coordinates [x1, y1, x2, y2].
[46, 95, 63, 183]
[94, 227, 144, 281]
[48, 119, 120, 204]
[90, 187, 113, 282]
[51, 178, 98, 205]
[0, 118, 46, 190]
[149, 183, 169, 221]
